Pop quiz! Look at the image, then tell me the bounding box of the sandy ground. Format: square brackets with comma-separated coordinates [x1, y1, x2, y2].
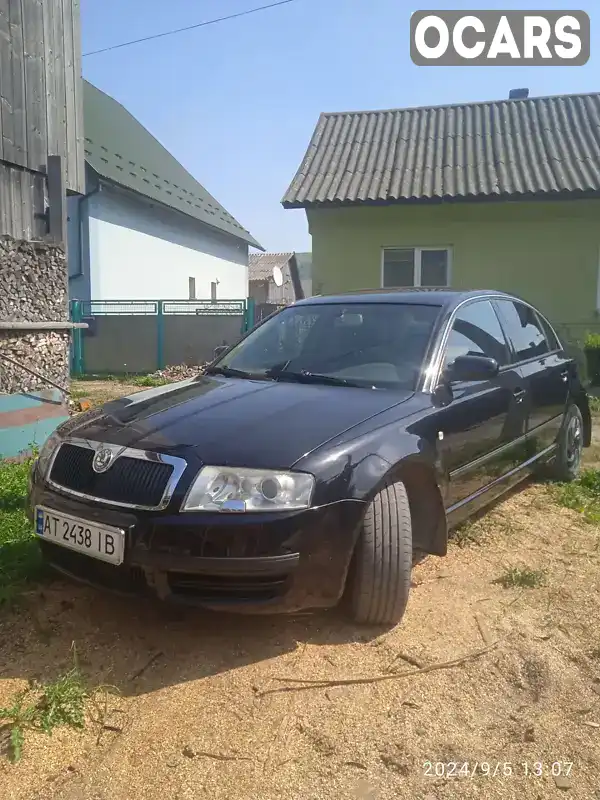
[1, 384, 599, 800]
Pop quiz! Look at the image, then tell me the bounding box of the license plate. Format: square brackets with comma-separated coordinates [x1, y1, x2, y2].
[35, 506, 125, 566]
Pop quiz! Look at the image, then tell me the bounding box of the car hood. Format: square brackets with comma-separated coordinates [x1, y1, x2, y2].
[65, 375, 415, 469]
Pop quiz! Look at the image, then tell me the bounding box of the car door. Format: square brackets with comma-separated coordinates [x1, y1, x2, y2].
[435, 299, 529, 510]
[493, 299, 570, 456]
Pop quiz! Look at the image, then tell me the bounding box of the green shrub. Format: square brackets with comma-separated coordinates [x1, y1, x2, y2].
[584, 332, 600, 350]
[554, 467, 600, 523]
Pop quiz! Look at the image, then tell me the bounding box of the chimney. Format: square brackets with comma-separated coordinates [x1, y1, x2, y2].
[509, 88, 529, 100]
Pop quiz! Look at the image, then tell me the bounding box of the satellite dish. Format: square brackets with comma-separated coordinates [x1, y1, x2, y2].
[272, 266, 283, 287]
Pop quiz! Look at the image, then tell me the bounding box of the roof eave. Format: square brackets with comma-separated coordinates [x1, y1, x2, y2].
[283, 189, 600, 210]
[88, 166, 263, 250]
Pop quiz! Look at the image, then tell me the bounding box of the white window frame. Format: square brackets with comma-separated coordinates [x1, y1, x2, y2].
[380, 246, 453, 288]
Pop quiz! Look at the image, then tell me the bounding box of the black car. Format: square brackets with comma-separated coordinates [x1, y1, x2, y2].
[28, 289, 591, 625]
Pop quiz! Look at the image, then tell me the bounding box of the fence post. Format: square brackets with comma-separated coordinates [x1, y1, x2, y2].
[71, 300, 84, 376]
[157, 301, 165, 370]
[244, 297, 255, 333]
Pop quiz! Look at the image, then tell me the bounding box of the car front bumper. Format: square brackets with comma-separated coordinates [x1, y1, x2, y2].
[27, 468, 366, 614]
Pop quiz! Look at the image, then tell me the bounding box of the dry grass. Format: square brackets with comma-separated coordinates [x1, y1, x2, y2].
[0, 386, 599, 799]
[70, 379, 145, 408]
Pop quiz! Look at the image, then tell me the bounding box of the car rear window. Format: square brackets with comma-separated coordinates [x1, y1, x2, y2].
[494, 300, 551, 362]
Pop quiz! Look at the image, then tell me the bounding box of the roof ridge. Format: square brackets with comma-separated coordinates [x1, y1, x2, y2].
[320, 89, 600, 119]
[251, 251, 295, 256]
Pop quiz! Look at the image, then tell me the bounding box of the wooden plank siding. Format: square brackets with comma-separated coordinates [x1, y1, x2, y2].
[8, 0, 26, 165]
[0, 161, 46, 239]
[0, 0, 84, 239]
[0, 0, 15, 163]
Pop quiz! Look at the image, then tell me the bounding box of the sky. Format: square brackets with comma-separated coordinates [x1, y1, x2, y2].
[81, 0, 598, 253]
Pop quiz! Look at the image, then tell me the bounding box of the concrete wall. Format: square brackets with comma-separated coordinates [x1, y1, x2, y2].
[81, 314, 244, 374]
[307, 199, 600, 341]
[71, 184, 249, 302]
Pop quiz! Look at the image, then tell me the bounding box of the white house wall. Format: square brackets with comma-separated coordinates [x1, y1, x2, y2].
[87, 185, 249, 301]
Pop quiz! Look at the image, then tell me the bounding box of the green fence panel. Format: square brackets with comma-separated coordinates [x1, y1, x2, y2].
[70, 298, 248, 376]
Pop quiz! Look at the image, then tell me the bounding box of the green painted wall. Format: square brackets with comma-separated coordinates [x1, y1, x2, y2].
[306, 199, 600, 343]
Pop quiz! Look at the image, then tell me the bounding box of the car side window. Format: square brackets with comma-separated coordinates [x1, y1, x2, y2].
[537, 313, 561, 352]
[443, 300, 510, 371]
[494, 300, 550, 362]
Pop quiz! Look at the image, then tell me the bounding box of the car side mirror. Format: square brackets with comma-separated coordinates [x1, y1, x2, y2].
[446, 354, 499, 383]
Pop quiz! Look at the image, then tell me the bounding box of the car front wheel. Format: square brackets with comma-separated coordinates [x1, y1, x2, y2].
[350, 481, 412, 626]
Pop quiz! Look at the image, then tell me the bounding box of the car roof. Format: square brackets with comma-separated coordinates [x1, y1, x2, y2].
[293, 288, 515, 310]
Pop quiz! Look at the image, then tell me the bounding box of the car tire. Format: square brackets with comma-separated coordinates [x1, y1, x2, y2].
[548, 403, 584, 482]
[350, 481, 412, 626]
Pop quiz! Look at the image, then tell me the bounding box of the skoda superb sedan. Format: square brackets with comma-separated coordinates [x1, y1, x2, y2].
[28, 289, 591, 625]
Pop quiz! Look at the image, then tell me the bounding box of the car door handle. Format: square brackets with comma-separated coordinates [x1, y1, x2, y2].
[561, 370, 569, 383]
[513, 388, 526, 403]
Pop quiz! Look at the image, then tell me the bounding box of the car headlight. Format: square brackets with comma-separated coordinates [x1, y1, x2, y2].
[181, 466, 315, 513]
[36, 431, 62, 479]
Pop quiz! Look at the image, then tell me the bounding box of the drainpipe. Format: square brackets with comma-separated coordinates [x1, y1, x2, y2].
[69, 182, 101, 283]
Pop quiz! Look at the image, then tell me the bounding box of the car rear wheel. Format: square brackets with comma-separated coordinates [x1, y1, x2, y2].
[548, 403, 584, 483]
[350, 481, 412, 626]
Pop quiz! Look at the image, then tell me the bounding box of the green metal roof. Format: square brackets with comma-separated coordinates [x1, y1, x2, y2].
[83, 81, 262, 249]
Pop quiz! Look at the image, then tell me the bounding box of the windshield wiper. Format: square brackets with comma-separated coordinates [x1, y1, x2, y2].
[204, 365, 268, 380]
[270, 369, 362, 388]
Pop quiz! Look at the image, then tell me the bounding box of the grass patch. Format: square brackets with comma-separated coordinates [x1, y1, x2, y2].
[554, 468, 600, 523]
[0, 646, 118, 762]
[588, 395, 600, 414]
[452, 521, 485, 548]
[131, 374, 169, 388]
[75, 373, 170, 388]
[0, 457, 43, 605]
[494, 566, 547, 589]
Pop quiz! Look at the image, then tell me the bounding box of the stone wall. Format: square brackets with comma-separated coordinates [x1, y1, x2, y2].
[0, 236, 70, 394]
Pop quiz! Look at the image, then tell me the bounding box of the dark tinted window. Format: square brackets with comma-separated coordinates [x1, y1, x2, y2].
[495, 300, 550, 362]
[218, 302, 441, 390]
[538, 313, 561, 351]
[444, 300, 509, 369]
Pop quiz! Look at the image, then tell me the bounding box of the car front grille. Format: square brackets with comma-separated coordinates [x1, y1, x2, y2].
[50, 443, 174, 508]
[167, 572, 289, 602]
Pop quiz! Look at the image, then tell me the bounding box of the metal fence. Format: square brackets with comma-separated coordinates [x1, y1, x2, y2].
[70, 298, 252, 375]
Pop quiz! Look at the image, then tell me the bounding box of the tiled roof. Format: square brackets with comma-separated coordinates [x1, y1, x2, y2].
[83, 81, 262, 249]
[249, 252, 294, 281]
[282, 92, 600, 208]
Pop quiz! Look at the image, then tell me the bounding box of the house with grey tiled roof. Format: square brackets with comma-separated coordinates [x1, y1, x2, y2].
[248, 252, 312, 306]
[68, 81, 262, 304]
[283, 89, 600, 342]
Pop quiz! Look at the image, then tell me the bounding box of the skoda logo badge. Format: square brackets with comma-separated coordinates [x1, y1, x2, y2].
[92, 447, 114, 473]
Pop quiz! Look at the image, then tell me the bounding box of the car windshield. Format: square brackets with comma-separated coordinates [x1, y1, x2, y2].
[211, 302, 441, 390]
